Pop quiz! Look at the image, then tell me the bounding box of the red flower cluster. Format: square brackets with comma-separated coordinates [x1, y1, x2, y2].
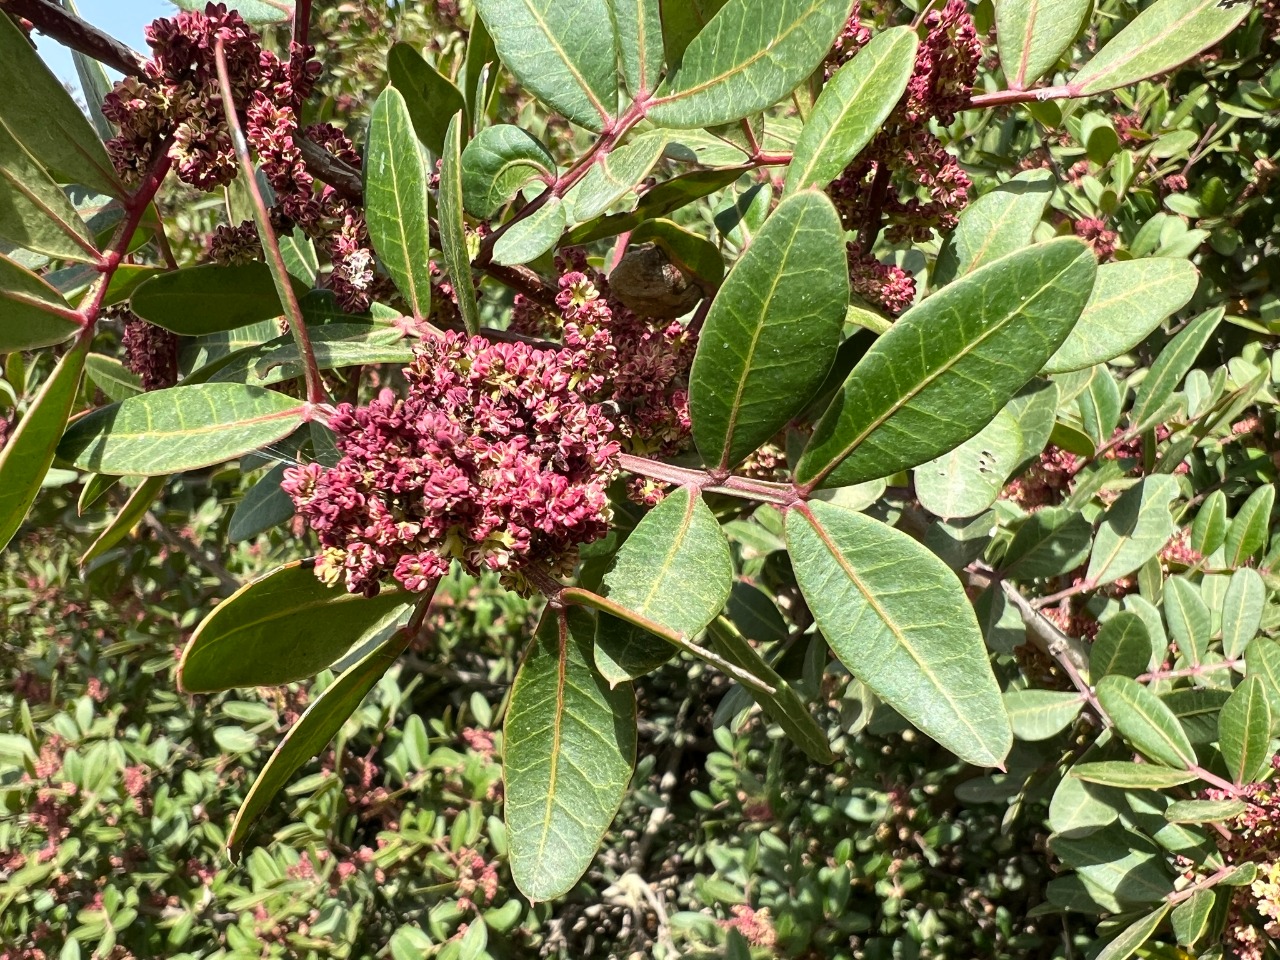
[826, 2, 982, 315]
[511, 251, 696, 462]
[1205, 761, 1280, 959]
[1073, 217, 1119, 261]
[283, 332, 620, 597]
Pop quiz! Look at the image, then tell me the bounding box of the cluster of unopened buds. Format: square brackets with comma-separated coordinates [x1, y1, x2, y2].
[826, 0, 981, 315]
[284, 332, 620, 598]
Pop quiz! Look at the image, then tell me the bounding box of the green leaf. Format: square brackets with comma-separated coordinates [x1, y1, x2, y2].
[0, 252, 80, 351]
[460, 125, 556, 219]
[1004, 689, 1084, 741]
[1165, 576, 1211, 669]
[784, 27, 918, 195]
[505, 607, 636, 902]
[440, 114, 482, 336]
[797, 238, 1097, 488]
[0, 121, 98, 263]
[172, 0, 293, 22]
[1086, 475, 1181, 586]
[647, 0, 852, 129]
[464, 12, 500, 131]
[1078, 367, 1122, 446]
[1245, 638, 1280, 724]
[1164, 799, 1247, 824]
[387, 43, 467, 157]
[1222, 569, 1265, 659]
[1070, 0, 1252, 97]
[567, 133, 669, 224]
[915, 407, 1024, 520]
[130, 263, 307, 336]
[608, 0, 664, 97]
[1094, 903, 1171, 960]
[0, 13, 122, 197]
[228, 463, 294, 542]
[1191, 489, 1228, 558]
[0, 333, 89, 552]
[595, 486, 734, 683]
[1070, 762, 1197, 789]
[786, 500, 1011, 767]
[474, 0, 618, 132]
[1096, 675, 1196, 770]
[229, 620, 416, 857]
[1128, 307, 1223, 430]
[689, 190, 848, 470]
[993, 0, 1091, 89]
[1003, 505, 1094, 578]
[57, 383, 306, 476]
[208, 324, 415, 388]
[366, 88, 433, 321]
[708, 617, 833, 763]
[492, 197, 566, 266]
[179, 561, 411, 693]
[1044, 259, 1200, 374]
[78, 475, 166, 569]
[562, 167, 745, 245]
[1220, 675, 1272, 786]
[1049, 822, 1174, 905]
[1224, 484, 1273, 567]
[1170, 889, 1215, 947]
[628, 218, 725, 289]
[1092, 613, 1153, 680]
[84, 355, 142, 403]
[934, 170, 1056, 286]
[659, 0, 730, 67]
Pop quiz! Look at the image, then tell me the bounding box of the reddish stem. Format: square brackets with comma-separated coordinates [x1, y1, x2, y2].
[968, 84, 1078, 109]
[1029, 578, 1098, 610]
[615, 453, 799, 507]
[292, 0, 313, 49]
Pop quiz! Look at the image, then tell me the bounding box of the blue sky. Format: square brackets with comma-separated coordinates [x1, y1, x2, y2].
[38, 0, 172, 85]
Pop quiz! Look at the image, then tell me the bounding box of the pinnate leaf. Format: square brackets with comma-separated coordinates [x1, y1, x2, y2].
[505, 608, 636, 901]
[179, 561, 410, 692]
[1004, 689, 1084, 741]
[797, 238, 1096, 488]
[492, 197, 566, 266]
[1222, 568, 1265, 659]
[689, 190, 848, 470]
[565, 132, 667, 224]
[608, 0, 664, 97]
[1086, 475, 1180, 587]
[1128, 307, 1222, 430]
[1091, 613, 1152, 680]
[1224, 484, 1274, 567]
[786, 500, 1011, 767]
[1094, 904, 1171, 960]
[57, 383, 306, 476]
[0, 122, 99, 263]
[1071, 762, 1197, 790]
[934, 170, 1055, 285]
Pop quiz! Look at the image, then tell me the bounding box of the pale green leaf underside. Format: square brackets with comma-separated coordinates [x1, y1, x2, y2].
[608, 0, 664, 97]
[934, 169, 1055, 285]
[492, 197, 566, 265]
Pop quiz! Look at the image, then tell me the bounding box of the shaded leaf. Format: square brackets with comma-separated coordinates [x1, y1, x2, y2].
[1003, 505, 1094, 578]
[0, 252, 80, 351]
[628, 218, 724, 288]
[1222, 568, 1265, 659]
[690, 190, 848, 469]
[659, 0, 730, 67]
[784, 27, 918, 194]
[79, 475, 166, 569]
[1086, 475, 1180, 586]
[1071, 0, 1252, 96]
[915, 407, 1023, 520]
[1050, 822, 1174, 905]
[506, 607, 636, 901]
[647, 0, 852, 129]
[786, 500, 1011, 767]
[179, 561, 410, 692]
[130, 263, 307, 336]
[1044, 259, 1199, 374]
[229, 619, 416, 857]
[0, 333, 89, 552]
[1129, 307, 1222, 430]
[208, 324, 415, 388]
[387, 42, 467, 156]
[228, 463, 294, 542]
[563, 167, 744, 245]
[366, 88, 433, 321]
[1164, 799, 1247, 823]
[493, 197, 566, 266]
[1092, 613, 1153, 680]
[58, 383, 306, 476]
[797, 238, 1096, 488]
[1220, 675, 1272, 785]
[1095, 904, 1171, 960]
[1190, 489, 1228, 557]
[439, 114, 482, 336]
[0, 121, 98, 263]
[461, 124, 556, 218]
[474, 0, 618, 132]
[85, 354, 142, 403]
[1096, 675, 1196, 769]
[1170, 889, 1215, 947]
[1004, 689, 1084, 741]
[595, 486, 734, 683]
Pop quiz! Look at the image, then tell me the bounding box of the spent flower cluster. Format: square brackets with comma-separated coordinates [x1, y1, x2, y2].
[283, 332, 620, 598]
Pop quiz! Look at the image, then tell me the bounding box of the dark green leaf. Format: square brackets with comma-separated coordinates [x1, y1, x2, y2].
[1092, 613, 1153, 680]
[1222, 568, 1264, 659]
[179, 561, 410, 692]
[1086, 475, 1180, 586]
[1224, 484, 1273, 567]
[1049, 822, 1174, 905]
[1003, 505, 1094, 578]
[1220, 675, 1272, 785]
[0, 12, 122, 197]
[1004, 689, 1084, 741]
[595, 486, 733, 683]
[387, 43, 467, 156]
[797, 238, 1097, 488]
[786, 500, 1011, 767]
[659, 0, 730, 67]
[1096, 675, 1196, 770]
[1094, 904, 1171, 960]
[229, 620, 416, 857]
[1071, 762, 1197, 789]
[505, 607, 636, 901]
[492, 197, 566, 266]
[562, 167, 745, 245]
[647, 0, 852, 129]
[440, 114, 482, 336]
[628, 218, 724, 288]
[0, 252, 80, 351]
[58, 383, 306, 476]
[366, 88, 433, 321]
[1190, 489, 1228, 556]
[0, 333, 88, 552]
[130, 263, 308, 336]
[84, 354, 142, 403]
[474, 0, 618, 132]
[608, 0, 664, 97]
[1070, 0, 1252, 96]
[1129, 307, 1222, 430]
[993, 0, 1091, 89]
[1170, 890, 1215, 947]
[784, 27, 918, 194]
[689, 190, 848, 470]
[0, 122, 98, 263]
[228, 463, 294, 542]
[464, 12, 500, 131]
[461, 125, 556, 218]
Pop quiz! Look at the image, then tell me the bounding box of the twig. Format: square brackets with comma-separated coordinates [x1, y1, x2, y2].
[1, 0, 145, 76]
